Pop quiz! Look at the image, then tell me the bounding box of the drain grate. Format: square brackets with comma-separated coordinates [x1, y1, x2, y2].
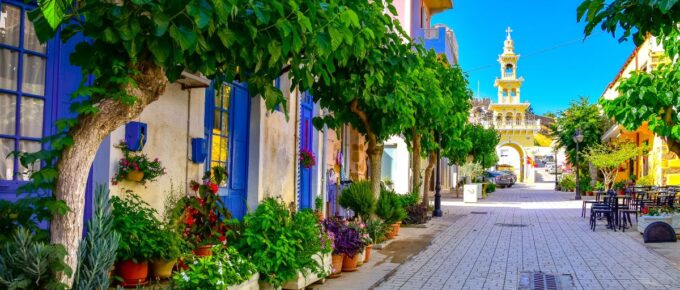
[470, 211, 488, 214]
[518, 271, 574, 290]
[495, 223, 528, 227]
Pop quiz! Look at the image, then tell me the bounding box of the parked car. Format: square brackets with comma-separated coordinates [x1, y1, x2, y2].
[484, 171, 515, 188]
[499, 170, 517, 184]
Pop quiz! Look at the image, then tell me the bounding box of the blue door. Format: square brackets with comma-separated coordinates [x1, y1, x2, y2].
[0, 0, 95, 227]
[206, 82, 249, 219]
[299, 92, 314, 209]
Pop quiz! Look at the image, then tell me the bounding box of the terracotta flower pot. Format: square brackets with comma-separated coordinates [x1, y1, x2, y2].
[126, 170, 144, 182]
[342, 253, 360, 272]
[329, 254, 344, 278]
[364, 244, 373, 263]
[151, 259, 176, 280]
[193, 245, 213, 257]
[385, 227, 397, 240]
[115, 259, 148, 287]
[390, 223, 400, 237]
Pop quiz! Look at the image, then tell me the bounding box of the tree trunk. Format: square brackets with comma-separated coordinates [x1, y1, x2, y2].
[422, 152, 436, 207]
[367, 137, 384, 198]
[52, 62, 168, 286]
[666, 137, 680, 159]
[411, 129, 421, 194]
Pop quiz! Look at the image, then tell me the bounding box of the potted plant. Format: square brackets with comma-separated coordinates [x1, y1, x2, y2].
[112, 142, 166, 185]
[172, 246, 259, 289]
[111, 191, 158, 286]
[612, 181, 626, 195]
[314, 196, 324, 222]
[460, 162, 484, 202]
[323, 217, 346, 278]
[376, 189, 407, 239]
[364, 218, 387, 262]
[182, 168, 231, 256]
[338, 181, 376, 221]
[300, 148, 316, 168]
[149, 225, 182, 280]
[237, 198, 328, 288]
[324, 218, 364, 272]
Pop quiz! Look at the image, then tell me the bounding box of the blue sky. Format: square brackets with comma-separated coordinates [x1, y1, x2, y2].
[431, 0, 636, 115]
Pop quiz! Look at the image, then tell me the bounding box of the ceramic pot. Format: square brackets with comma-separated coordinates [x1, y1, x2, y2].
[329, 254, 344, 278]
[341, 253, 360, 272]
[151, 259, 176, 280]
[193, 245, 213, 257]
[115, 259, 148, 287]
[364, 244, 373, 263]
[126, 170, 144, 182]
[390, 223, 400, 237]
[385, 226, 397, 240]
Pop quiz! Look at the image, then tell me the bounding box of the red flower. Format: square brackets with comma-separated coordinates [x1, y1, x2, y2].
[209, 183, 219, 194]
[184, 214, 195, 226]
[197, 197, 205, 207]
[218, 235, 226, 243]
[209, 211, 217, 223]
[190, 181, 200, 192]
[641, 206, 649, 215]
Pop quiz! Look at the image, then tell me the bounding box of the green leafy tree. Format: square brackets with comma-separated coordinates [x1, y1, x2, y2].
[404, 52, 472, 205]
[465, 124, 500, 168]
[577, 0, 680, 45]
[550, 97, 609, 166]
[24, 0, 388, 281]
[312, 1, 421, 197]
[583, 142, 644, 189]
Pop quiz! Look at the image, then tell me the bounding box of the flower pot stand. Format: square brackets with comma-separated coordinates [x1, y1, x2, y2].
[638, 215, 680, 234]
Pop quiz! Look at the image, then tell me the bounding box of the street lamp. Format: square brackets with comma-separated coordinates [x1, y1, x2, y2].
[433, 134, 443, 217]
[573, 129, 584, 200]
[554, 147, 559, 191]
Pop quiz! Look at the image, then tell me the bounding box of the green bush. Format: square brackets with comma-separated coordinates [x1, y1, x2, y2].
[365, 218, 389, 244]
[237, 198, 326, 287]
[637, 175, 654, 186]
[339, 181, 376, 220]
[395, 191, 419, 208]
[111, 191, 159, 262]
[375, 189, 407, 225]
[0, 228, 71, 290]
[486, 183, 496, 193]
[559, 174, 576, 191]
[172, 246, 256, 289]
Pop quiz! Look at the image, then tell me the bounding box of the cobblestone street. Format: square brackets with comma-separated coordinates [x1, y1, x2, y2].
[374, 183, 680, 290]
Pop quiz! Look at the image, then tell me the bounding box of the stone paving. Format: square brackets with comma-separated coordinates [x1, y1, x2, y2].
[374, 183, 680, 290]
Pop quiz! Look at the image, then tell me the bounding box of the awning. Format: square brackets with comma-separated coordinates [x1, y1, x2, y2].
[601, 124, 622, 142]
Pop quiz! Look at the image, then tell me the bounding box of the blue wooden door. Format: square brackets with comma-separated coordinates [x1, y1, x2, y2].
[299, 92, 314, 209]
[206, 82, 249, 220]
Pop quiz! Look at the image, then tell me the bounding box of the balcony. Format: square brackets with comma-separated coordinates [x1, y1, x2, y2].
[416, 25, 459, 65]
[473, 119, 541, 131]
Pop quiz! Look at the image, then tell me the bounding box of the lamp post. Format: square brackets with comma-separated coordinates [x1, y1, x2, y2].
[573, 129, 584, 200]
[433, 135, 443, 217]
[554, 147, 559, 191]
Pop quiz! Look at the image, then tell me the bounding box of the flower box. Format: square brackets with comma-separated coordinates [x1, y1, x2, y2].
[281, 252, 332, 290]
[637, 214, 680, 234]
[228, 273, 260, 290]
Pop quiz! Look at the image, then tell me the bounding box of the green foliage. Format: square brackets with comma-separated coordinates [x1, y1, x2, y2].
[112, 142, 167, 185]
[395, 191, 420, 209]
[551, 97, 609, 166]
[559, 174, 576, 191]
[73, 187, 119, 290]
[314, 196, 324, 211]
[0, 228, 72, 290]
[111, 191, 159, 262]
[595, 181, 605, 191]
[237, 198, 326, 287]
[375, 189, 407, 225]
[365, 218, 389, 244]
[339, 181, 376, 220]
[172, 246, 257, 289]
[577, 0, 680, 45]
[184, 172, 232, 248]
[583, 142, 643, 189]
[486, 183, 496, 193]
[599, 33, 680, 157]
[637, 175, 655, 186]
[612, 180, 627, 190]
[459, 162, 484, 181]
[0, 195, 68, 244]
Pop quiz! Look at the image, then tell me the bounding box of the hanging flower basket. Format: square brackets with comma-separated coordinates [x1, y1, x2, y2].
[112, 142, 166, 185]
[126, 170, 145, 182]
[299, 148, 316, 169]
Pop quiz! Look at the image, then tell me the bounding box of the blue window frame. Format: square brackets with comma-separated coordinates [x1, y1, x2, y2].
[0, 1, 49, 190]
[273, 77, 282, 112]
[209, 84, 232, 172]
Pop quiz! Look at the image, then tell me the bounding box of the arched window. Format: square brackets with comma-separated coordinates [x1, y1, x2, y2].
[504, 64, 513, 77]
[516, 113, 522, 125]
[505, 113, 513, 126]
[495, 113, 503, 125]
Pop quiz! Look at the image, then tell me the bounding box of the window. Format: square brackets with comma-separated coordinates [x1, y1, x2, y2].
[1, 2, 47, 182]
[510, 89, 516, 97]
[210, 85, 231, 171]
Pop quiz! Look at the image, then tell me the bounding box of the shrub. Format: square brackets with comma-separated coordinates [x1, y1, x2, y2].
[637, 175, 654, 186]
[111, 191, 159, 262]
[0, 196, 68, 245]
[365, 218, 389, 244]
[339, 181, 376, 220]
[172, 246, 257, 289]
[403, 204, 430, 225]
[0, 228, 71, 290]
[74, 187, 120, 290]
[323, 218, 364, 258]
[486, 183, 496, 193]
[237, 198, 326, 287]
[395, 191, 419, 208]
[559, 174, 576, 191]
[375, 189, 407, 225]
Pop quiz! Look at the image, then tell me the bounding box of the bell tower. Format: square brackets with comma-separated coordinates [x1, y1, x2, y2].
[494, 27, 524, 104]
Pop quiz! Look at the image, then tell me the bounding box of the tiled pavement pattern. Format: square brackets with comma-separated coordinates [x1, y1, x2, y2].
[374, 184, 680, 290]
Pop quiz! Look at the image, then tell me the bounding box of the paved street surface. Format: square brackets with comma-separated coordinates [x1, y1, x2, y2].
[373, 183, 680, 290]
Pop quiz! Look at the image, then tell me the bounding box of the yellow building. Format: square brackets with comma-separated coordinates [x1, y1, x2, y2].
[600, 36, 678, 185]
[474, 28, 541, 182]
